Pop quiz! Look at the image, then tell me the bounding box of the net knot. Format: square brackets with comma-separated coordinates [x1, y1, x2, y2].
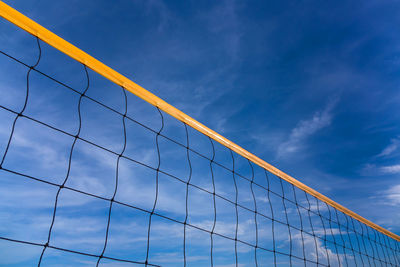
[44, 242, 49, 247]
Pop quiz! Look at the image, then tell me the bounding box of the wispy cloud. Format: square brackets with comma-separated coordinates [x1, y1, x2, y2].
[277, 98, 339, 158]
[361, 136, 400, 176]
[361, 163, 400, 176]
[377, 136, 400, 157]
[384, 184, 400, 206]
[295, 231, 345, 266]
[200, 0, 242, 63]
[379, 164, 400, 174]
[145, 0, 173, 32]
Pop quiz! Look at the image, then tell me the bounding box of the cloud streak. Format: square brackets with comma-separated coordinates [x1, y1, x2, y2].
[362, 163, 400, 176]
[384, 184, 400, 206]
[379, 164, 400, 174]
[277, 98, 339, 158]
[377, 136, 400, 158]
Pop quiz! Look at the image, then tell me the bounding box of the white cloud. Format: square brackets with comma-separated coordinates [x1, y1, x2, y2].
[277, 98, 338, 157]
[384, 184, 400, 206]
[379, 164, 400, 174]
[360, 163, 400, 176]
[377, 137, 400, 157]
[295, 231, 346, 266]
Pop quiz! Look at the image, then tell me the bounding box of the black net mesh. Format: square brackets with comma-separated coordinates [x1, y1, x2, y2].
[0, 19, 399, 267]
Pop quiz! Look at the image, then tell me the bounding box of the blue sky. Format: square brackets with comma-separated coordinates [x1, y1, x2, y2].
[0, 0, 400, 266]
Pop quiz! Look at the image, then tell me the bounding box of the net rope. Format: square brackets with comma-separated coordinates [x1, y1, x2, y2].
[0, 34, 399, 267]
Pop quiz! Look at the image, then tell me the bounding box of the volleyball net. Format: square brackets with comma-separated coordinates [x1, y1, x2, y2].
[0, 2, 399, 267]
